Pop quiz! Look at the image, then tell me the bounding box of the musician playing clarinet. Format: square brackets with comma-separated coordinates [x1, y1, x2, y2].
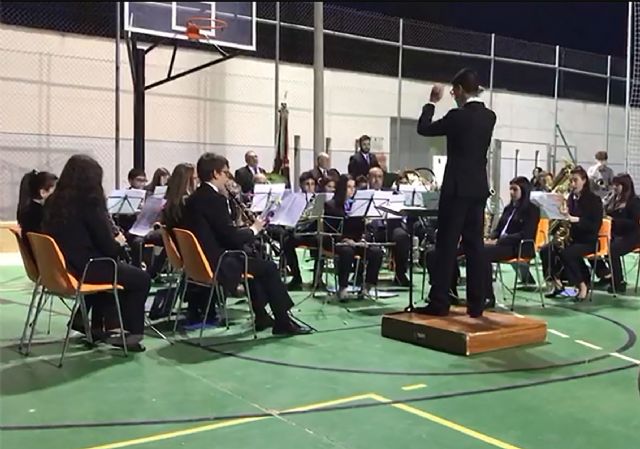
[416, 68, 497, 318]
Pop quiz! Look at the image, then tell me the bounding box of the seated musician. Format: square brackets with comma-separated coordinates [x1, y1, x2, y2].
[483, 177, 540, 307]
[325, 175, 383, 301]
[318, 175, 337, 193]
[365, 167, 411, 286]
[181, 153, 310, 335]
[598, 174, 640, 293]
[17, 170, 58, 255]
[279, 171, 321, 289]
[42, 155, 150, 351]
[541, 166, 603, 301]
[144, 167, 170, 198]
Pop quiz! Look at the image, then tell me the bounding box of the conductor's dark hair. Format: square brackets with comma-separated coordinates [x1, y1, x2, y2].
[451, 68, 481, 94]
[197, 152, 229, 182]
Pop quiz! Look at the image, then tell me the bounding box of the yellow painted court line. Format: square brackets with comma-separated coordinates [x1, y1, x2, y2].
[367, 394, 523, 449]
[79, 393, 375, 449]
[401, 383, 427, 391]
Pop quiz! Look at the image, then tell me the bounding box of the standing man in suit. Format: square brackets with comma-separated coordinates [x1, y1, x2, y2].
[183, 153, 310, 335]
[417, 68, 497, 317]
[348, 135, 380, 179]
[234, 151, 267, 194]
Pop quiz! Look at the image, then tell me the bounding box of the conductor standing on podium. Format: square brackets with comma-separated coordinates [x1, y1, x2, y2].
[416, 68, 497, 318]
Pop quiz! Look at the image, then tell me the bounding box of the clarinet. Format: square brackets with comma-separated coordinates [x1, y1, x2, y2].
[107, 212, 133, 264]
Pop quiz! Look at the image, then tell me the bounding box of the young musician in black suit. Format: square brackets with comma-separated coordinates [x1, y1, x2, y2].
[541, 166, 603, 301]
[600, 174, 640, 293]
[324, 175, 383, 301]
[42, 155, 150, 351]
[17, 170, 58, 254]
[234, 151, 267, 194]
[416, 68, 497, 317]
[182, 153, 310, 335]
[348, 135, 380, 179]
[483, 177, 540, 307]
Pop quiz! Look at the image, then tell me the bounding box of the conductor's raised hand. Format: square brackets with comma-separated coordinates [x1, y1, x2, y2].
[430, 84, 444, 103]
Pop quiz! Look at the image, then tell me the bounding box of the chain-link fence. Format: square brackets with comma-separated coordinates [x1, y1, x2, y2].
[0, 2, 628, 219]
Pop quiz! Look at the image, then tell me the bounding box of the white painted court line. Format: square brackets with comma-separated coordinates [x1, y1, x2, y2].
[512, 313, 525, 318]
[609, 352, 640, 364]
[401, 383, 427, 391]
[548, 329, 570, 338]
[574, 340, 603, 351]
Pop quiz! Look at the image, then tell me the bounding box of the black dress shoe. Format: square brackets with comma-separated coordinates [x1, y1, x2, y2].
[255, 314, 275, 331]
[287, 278, 304, 290]
[393, 275, 411, 287]
[484, 297, 496, 309]
[413, 304, 450, 316]
[608, 282, 626, 294]
[272, 320, 312, 336]
[467, 309, 483, 318]
[111, 341, 146, 352]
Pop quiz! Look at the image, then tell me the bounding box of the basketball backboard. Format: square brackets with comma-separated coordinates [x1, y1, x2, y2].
[124, 2, 256, 51]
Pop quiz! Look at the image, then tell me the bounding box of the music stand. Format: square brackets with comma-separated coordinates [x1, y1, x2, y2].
[251, 184, 286, 213]
[107, 189, 145, 215]
[378, 202, 438, 312]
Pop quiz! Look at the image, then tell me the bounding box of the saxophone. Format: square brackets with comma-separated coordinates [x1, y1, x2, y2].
[549, 161, 574, 248]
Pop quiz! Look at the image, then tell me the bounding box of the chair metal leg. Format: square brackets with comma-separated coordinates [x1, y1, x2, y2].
[588, 258, 597, 302]
[533, 256, 545, 307]
[608, 253, 616, 298]
[243, 277, 257, 339]
[59, 296, 81, 368]
[26, 287, 47, 356]
[172, 276, 187, 334]
[496, 263, 507, 310]
[19, 283, 42, 355]
[636, 254, 640, 293]
[111, 290, 127, 358]
[47, 294, 53, 335]
[198, 284, 217, 346]
[511, 262, 520, 311]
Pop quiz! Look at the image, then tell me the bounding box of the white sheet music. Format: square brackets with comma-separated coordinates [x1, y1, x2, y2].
[372, 191, 404, 219]
[250, 183, 286, 212]
[398, 185, 428, 207]
[107, 189, 146, 214]
[530, 192, 566, 219]
[129, 196, 166, 237]
[348, 190, 375, 217]
[153, 185, 167, 197]
[269, 192, 308, 227]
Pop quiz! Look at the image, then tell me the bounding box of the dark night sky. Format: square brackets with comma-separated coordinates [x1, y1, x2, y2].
[332, 2, 628, 57]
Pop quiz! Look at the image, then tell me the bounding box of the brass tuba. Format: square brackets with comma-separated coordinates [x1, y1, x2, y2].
[549, 161, 575, 248]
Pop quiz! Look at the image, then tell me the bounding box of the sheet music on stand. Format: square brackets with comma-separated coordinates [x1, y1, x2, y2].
[129, 196, 166, 237]
[371, 191, 404, 220]
[107, 189, 146, 215]
[530, 192, 566, 220]
[306, 192, 333, 219]
[347, 190, 375, 218]
[269, 192, 308, 228]
[250, 183, 286, 213]
[153, 186, 167, 197]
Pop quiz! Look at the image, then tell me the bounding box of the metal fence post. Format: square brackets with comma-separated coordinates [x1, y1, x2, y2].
[115, 2, 121, 188]
[275, 2, 280, 145]
[396, 18, 403, 160]
[606, 55, 611, 152]
[489, 33, 495, 109]
[553, 45, 560, 159]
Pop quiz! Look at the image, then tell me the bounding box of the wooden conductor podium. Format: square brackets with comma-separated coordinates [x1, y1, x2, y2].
[381, 307, 547, 356]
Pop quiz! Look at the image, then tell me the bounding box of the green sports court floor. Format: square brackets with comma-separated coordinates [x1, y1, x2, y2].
[1, 253, 639, 449]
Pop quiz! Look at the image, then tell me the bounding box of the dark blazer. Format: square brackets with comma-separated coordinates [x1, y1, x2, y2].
[324, 199, 365, 242]
[234, 165, 266, 194]
[182, 184, 255, 288]
[348, 152, 379, 180]
[417, 101, 497, 199]
[568, 190, 603, 245]
[609, 196, 640, 240]
[42, 208, 121, 277]
[490, 202, 541, 249]
[17, 200, 44, 258]
[310, 167, 330, 181]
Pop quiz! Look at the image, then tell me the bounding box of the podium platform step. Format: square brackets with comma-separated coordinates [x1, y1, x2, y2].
[381, 307, 547, 355]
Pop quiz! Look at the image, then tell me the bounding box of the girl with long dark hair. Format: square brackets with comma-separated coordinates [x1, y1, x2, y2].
[17, 170, 58, 244]
[162, 163, 197, 230]
[43, 155, 150, 351]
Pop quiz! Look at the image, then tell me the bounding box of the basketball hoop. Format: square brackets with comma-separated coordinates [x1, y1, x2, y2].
[185, 16, 227, 40]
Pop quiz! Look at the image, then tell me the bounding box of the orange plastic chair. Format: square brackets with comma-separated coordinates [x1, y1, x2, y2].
[633, 245, 640, 293]
[584, 218, 613, 301]
[160, 228, 186, 332]
[171, 228, 255, 343]
[496, 218, 549, 310]
[9, 227, 51, 352]
[25, 232, 127, 367]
